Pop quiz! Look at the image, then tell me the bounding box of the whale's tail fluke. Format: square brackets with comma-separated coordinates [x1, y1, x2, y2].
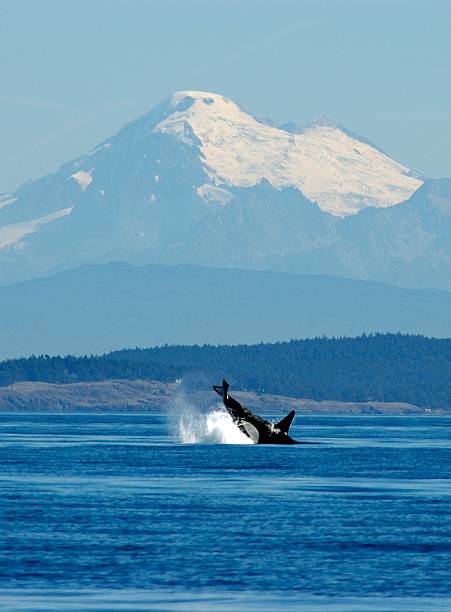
[213, 378, 230, 400]
[275, 410, 296, 434]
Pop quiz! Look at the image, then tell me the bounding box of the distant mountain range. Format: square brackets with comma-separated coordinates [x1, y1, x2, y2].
[1, 90, 450, 290]
[0, 262, 450, 359]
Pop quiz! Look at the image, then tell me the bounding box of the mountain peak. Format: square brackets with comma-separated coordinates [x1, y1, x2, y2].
[163, 91, 240, 120]
[305, 116, 340, 130]
[155, 90, 422, 216]
[168, 90, 231, 105]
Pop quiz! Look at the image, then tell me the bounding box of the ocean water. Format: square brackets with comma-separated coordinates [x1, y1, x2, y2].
[0, 408, 451, 611]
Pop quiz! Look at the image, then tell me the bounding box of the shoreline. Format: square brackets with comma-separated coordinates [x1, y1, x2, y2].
[0, 379, 446, 415]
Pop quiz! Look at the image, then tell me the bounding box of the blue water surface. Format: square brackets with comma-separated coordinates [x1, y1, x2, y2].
[0, 413, 450, 611]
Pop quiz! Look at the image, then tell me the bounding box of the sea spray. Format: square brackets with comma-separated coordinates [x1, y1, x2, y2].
[168, 386, 252, 444]
[179, 409, 253, 444]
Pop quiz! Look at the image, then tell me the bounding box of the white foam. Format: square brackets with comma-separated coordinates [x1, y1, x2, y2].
[175, 404, 253, 445]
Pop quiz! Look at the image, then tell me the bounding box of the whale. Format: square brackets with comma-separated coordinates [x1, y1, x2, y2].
[213, 379, 307, 445]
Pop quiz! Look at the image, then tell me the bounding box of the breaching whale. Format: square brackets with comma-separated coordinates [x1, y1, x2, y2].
[213, 379, 304, 445]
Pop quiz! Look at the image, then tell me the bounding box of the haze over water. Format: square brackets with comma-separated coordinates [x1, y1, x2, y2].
[0, 412, 451, 610]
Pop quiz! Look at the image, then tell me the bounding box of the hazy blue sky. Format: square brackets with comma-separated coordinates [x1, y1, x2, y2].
[1, 0, 450, 192]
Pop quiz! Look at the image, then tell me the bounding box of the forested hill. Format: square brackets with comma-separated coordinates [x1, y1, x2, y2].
[0, 334, 450, 408]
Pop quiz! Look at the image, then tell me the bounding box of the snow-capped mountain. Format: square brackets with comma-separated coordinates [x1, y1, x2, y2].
[155, 92, 421, 216]
[0, 90, 450, 289]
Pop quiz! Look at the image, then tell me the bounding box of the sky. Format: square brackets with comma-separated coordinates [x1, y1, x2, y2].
[1, 0, 450, 192]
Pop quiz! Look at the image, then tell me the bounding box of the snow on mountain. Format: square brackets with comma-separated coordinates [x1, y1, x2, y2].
[195, 183, 233, 205]
[1, 89, 449, 290]
[0, 194, 18, 210]
[155, 91, 422, 216]
[273, 179, 451, 290]
[70, 170, 93, 190]
[0, 207, 73, 250]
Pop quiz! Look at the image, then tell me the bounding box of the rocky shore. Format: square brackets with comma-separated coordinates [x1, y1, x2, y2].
[0, 379, 441, 415]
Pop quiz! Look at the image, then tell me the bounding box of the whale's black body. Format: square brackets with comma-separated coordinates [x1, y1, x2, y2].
[213, 379, 301, 445]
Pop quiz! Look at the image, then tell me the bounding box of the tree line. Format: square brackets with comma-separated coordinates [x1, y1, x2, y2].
[0, 333, 450, 408]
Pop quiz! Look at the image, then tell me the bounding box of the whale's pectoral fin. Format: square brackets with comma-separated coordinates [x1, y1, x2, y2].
[240, 420, 259, 444]
[275, 410, 295, 434]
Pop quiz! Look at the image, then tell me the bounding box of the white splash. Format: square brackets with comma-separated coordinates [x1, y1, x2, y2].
[171, 397, 253, 445]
